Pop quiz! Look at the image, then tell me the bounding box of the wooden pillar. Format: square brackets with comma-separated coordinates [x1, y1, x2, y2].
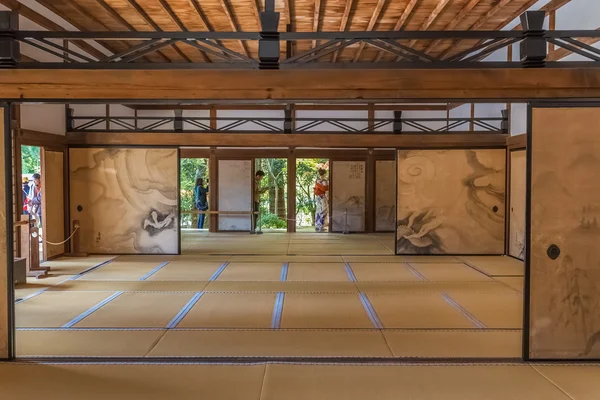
[208, 148, 218, 232]
[0, 105, 15, 359]
[105, 104, 110, 130]
[287, 149, 296, 233]
[210, 107, 217, 130]
[367, 103, 375, 132]
[507, 45, 513, 135]
[470, 103, 475, 131]
[365, 149, 376, 233]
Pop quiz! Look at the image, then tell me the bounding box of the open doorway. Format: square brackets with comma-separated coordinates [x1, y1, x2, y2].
[180, 157, 210, 231]
[254, 158, 287, 232]
[295, 158, 329, 232]
[20, 145, 43, 261]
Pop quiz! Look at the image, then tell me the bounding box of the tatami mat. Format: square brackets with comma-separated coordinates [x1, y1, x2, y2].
[410, 263, 492, 281]
[16, 330, 165, 357]
[78, 261, 166, 281]
[203, 281, 359, 293]
[286, 263, 349, 281]
[367, 293, 476, 329]
[348, 263, 422, 282]
[178, 293, 276, 328]
[494, 277, 524, 293]
[534, 365, 600, 400]
[40, 256, 115, 275]
[228, 255, 344, 263]
[382, 330, 523, 358]
[343, 255, 460, 263]
[217, 262, 283, 281]
[260, 364, 571, 400]
[148, 330, 392, 357]
[0, 363, 266, 400]
[16, 291, 116, 328]
[147, 261, 224, 281]
[357, 281, 516, 294]
[448, 293, 523, 329]
[280, 294, 373, 329]
[75, 293, 193, 328]
[49, 280, 209, 292]
[458, 256, 524, 277]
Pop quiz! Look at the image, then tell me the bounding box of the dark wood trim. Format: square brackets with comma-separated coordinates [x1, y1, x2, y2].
[180, 148, 211, 158]
[208, 148, 218, 233]
[287, 149, 296, 233]
[129, 104, 449, 111]
[3, 69, 600, 100]
[507, 133, 527, 150]
[366, 149, 375, 233]
[18, 129, 67, 148]
[67, 132, 507, 148]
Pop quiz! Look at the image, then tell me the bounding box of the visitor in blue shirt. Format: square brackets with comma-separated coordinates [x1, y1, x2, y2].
[195, 178, 209, 229]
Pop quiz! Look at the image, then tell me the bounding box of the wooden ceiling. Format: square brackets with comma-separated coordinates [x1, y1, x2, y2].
[4, 0, 567, 63]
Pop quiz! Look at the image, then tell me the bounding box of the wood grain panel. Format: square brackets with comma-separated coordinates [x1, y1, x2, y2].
[396, 149, 506, 255]
[41, 149, 65, 259]
[2, 69, 600, 100]
[0, 108, 8, 358]
[529, 107, 600, 359]
[375, 160, 395, 232]
[331, 161, 366, 232]
[509, 150, 525, 260]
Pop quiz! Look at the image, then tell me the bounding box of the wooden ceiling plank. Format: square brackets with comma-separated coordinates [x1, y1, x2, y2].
[312, 0, 322, 49]
[217, 0, 251, 57]
[34, 0, 147, 62]
[156, 0, 210, 62]
[188, 0, 232, 61]
[440, 0, 512, 59]
[283, 0, 291, 25]
[94, 0, 170, 62]
[353, 0, 386, 62]
[374, 0, 419, 62]
[0, 0, 105, 60]
[332, 0, 355, 63]
[403, 0, 452, 53]
[423, 0, 480, 55]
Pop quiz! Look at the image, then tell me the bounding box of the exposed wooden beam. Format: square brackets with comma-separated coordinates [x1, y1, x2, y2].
[507, 133, 526, 149]
[441, 0, 511, 59]
[67, 132, 507, 148]
[250, 0, 262, 30]
[312, 0, 322, 49]
[403, 0, 451, 56]
[0, 0, 106, 60]
[549, 10, 556, 52]
[156, 0, 210, 62]
[283, 0, 292, 24]
[93, 0, 170, 62]
[353, 0, 387, 62]
[332, 0, 355, 62]
[548, 27, 600, 61]
[217, 0, 251, 57]
[423, 0, 479, 55]
[188, 0, 230, 60]
[34, 0, 143, 61]
[128, 104, 449, 111]
[374, 0, 419, 62]
[513, 0, 573, 30]
[3, 68, 600, 101]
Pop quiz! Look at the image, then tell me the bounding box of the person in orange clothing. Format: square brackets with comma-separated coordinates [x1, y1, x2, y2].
[313, 168, 329, 232]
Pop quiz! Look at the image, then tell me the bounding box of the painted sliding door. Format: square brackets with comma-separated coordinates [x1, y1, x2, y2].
[528, 106, 600, 359]
[218, 159, 252, 231]
[375, 160, 396, 232]
[69, 148, 178, 254]
[331, 161, 366, 232]
[396, 149, 505, 255]
[509, 150, 526, 260]
[41, 149, 65, 259]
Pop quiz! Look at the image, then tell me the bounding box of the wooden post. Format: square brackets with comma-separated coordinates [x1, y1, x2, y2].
[287, 149, 296, 233]
[367, 103, 375, 132]
[63, 219, 87, 257]
[19, 215, 48, 278]
[210, 106, 217, 130]
[470, 103, 475, 131]
[366, 149, 375, 233]
[208, 148, 218, 232]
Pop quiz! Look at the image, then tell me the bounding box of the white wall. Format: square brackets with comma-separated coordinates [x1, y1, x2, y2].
[296, 110, 367, 132]
[20, 104, 66, 135]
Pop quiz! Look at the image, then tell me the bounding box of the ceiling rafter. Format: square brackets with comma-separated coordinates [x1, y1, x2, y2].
[283, 0, 291, 25]
[93, 0, 170, 62]
[440, 0, 512, 59]
[188, 0, 231, 60]
[250, 0, 262, 30]
[332, 0, 355, 63]
[124, 0, 194, 63]
[353, 0, 387, 62]
[312, 0, 322, 49]
[403, 0, 451, 53]
[0, 0, 105, 60]
[34, 0, 150, 62]
[217, 0, 251, 57]
[373, 0, 419, 62]
[156, 0, 210, 62]
[423, 0, 480, 55]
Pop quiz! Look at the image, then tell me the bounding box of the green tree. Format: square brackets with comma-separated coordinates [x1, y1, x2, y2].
[295, 158, 328, 228]
[180, 158, 209, 228]
[21, 146, 40, 175]
[255, 158, 287, 230]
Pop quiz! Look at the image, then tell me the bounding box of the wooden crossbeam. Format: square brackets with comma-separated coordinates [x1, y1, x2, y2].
[423, 0, 479, 55]
[217, 0, 251, 57]
[332, 0, 355, 62]
[2, 68, 600, 101]
[312, 0, 322, 49]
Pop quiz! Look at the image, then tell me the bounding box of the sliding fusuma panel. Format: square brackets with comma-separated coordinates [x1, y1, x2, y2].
[527, 105, 600, 360]
[217, 159, 252, 232]
[69, 148, 179, 254]
[396, 149, 506, 255]
[509, 150, 526, 260]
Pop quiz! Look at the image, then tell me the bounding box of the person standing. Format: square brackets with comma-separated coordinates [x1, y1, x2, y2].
[314, 168, 329, 232]
[22, 177, 30, 215]
[27, 173, 42, 227]
[253, 170, 267, 232]
[194, 178, 209, 229]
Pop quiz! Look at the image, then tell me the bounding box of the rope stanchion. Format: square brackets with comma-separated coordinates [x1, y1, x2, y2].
[43, 225, 79, 246]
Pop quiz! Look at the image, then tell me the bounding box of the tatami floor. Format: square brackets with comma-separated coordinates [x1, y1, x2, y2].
[14, 232, 525, 359]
